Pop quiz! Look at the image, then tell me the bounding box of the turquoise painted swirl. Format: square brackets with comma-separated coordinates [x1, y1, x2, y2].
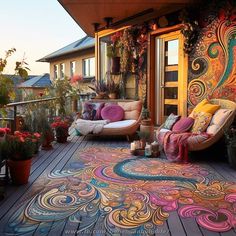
[213, 21, 236, 90]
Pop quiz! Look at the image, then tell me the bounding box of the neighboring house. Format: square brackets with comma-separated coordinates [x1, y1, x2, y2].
[4, 74, 36, 102]
[58, 0, 236, 126]
[37, 36, 95, 93]
[18, 73, 51, 99]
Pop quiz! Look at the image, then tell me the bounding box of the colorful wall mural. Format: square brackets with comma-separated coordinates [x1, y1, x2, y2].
[98, 1, 236, 113]
[188, 2, 236, 110]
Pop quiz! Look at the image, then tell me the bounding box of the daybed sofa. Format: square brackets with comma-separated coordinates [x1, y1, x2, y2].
[157, 99, 236, 152]
[75, 100, 142, 138]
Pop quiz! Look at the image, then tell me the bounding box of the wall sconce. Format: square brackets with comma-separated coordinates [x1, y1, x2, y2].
[103, 17, 113, 28]
[152, 23, 158, 31]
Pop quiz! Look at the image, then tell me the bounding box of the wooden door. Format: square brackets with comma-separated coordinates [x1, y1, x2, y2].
[155, 31, 187, 125]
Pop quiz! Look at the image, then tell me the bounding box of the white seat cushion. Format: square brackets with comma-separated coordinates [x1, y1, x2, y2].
[103, 120, 136, 129]
[206, 109, 232, 135]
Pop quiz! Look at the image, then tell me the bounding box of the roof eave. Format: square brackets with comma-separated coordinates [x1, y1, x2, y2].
[37, 44, 95, 62]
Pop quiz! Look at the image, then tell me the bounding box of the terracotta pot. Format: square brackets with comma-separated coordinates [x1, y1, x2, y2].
[99, 92, 107, 98]
[111, 57, 120, 74]
[141, 119, 152, 126]
[56, 135, 68, 143]
[42, 132, 54, 150]
[108, 93, 117, 99]
[34, 141, 41, 154]
[7, 159, 32, 185]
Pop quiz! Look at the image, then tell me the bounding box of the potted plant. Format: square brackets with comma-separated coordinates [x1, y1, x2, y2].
[141, 107, 151, 126]
[38, 116, 54, 150]
[89, 79, 108, 99]
[51, 116, 71, 143]
[225, 126, 236, 169]
[0, 130, 35, 185]
[22, 100, 54, 151]
[107, 80, 120, 99]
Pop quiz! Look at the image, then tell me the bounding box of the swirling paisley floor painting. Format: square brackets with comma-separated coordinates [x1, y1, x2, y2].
[5, 147, 236, 235]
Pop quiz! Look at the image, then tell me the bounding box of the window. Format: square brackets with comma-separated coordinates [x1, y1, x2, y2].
[83, 57, 95, 77]
[70, 61, 76, 77]
[53, 65, 59, 79]
[60, 63, 65, 78]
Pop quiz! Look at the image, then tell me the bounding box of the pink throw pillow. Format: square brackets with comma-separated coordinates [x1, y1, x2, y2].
[101, 105, 124, 122]
[172, 117, 194, 132]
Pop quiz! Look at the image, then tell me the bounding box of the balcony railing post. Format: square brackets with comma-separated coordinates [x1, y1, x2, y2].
[13, 105, 17, 132]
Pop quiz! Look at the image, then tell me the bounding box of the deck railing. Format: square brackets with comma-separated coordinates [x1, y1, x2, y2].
[0, 94, 91, 132]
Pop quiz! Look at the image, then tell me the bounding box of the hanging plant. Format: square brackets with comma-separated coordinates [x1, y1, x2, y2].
[179, 9, 200, 54]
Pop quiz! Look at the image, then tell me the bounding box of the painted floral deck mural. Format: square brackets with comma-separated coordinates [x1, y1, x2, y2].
[5, 147, 236, 235]
[188, 3, 236, 109]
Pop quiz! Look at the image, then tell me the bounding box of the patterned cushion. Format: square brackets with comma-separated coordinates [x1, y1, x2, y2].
[191, 111, 212, 133]
[207, 109, 233, 135]
[172, 117, 194, 133]
[190, 98, 220, 115]
[163, 113, 180, 130]
[81, 102, 105, 120]
[118, 101, 142, 120]
[101, 104, 124, 122]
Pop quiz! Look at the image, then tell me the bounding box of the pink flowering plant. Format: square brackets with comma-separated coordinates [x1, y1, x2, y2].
[70, 75, 83, 94]
[51, 117, 71, 138]
[0, 130, 40, 161]
[0, 127, 11, 137]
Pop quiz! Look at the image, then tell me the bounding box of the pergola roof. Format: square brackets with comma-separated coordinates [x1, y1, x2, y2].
[58, 0, 198, 36]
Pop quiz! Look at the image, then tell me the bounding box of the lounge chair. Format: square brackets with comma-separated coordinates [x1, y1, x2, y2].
[157, 99, 236, 151]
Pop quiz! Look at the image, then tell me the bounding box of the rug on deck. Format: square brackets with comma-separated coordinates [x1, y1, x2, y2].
[5, 147, 236, 235]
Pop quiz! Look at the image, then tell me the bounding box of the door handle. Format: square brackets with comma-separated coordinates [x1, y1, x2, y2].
[160, 85, 165, 88]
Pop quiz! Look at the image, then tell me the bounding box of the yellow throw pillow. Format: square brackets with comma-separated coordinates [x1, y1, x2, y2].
[191, 111, 212, 133]
[192, 99, 220, 115]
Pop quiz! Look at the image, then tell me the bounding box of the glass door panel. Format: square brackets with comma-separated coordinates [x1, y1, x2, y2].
[155, 32, 183, 124]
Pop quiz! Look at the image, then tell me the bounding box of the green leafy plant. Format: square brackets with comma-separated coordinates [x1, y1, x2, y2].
[0, 48, 29, 116]
[47, 77, 74, 116]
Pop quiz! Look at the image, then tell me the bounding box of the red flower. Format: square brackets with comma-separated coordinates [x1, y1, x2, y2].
[0, 128, 11, 136]
[33, 133, 41, 139]
[71, 75, 83, 84]
[51, 117, 70, 129]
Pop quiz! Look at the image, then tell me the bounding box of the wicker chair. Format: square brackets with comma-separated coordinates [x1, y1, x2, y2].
[157, 99, 236, 151]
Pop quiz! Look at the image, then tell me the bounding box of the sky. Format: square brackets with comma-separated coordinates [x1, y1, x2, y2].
[0, 0, 86, 75]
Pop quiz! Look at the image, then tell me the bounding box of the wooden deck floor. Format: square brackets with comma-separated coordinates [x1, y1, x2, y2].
[0, 134, 236, 236]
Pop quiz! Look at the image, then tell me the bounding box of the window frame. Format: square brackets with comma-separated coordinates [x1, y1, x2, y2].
[53, 64, 59, 79]
[70, 61, 76, 77]
[82, 57, 95, 79]
[59, 63, 65, 79]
